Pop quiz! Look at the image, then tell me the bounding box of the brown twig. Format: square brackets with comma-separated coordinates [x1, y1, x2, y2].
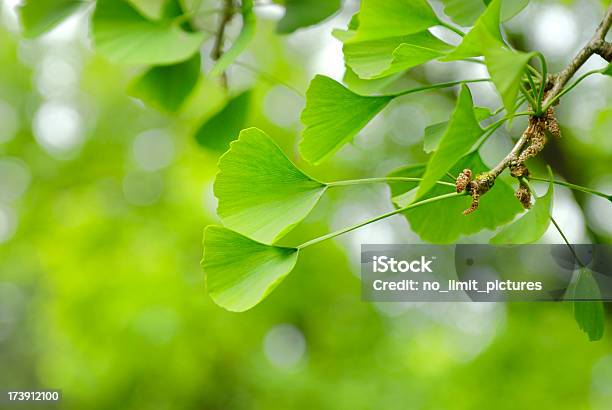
[211, 0, 235, 87]
[457, 3, 612, 213]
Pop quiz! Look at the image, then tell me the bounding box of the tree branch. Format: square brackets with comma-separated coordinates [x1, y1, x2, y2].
[211, 0, 235, 87]
[458, 3, 612, 213]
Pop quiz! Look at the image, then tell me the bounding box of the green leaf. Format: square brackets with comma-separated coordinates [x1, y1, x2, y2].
[416, 84, 483, 199]
[592, 107, 612, 154]
[276, 0, 341, 33]
[18, 0, 83, 38]
[387, 163, 427, 197]
[202, 226, 298, 312]
[485, 46, 535, 115]
[342, 66, 401, 95]
[602, 63, 612, 76]
[92, 0, 206, 65]
[441, 0, 528, 26]
[351, 0, 440, 42]
[299, 75, 392, 164]
[440, 0, 484, 26]
[423, 122, 449, 154]
[128, 54, 201, 112]
[423, 106, 491, 153]
[195, 90, 252, 152]
[571, 267, 605, 341]
[128, 0, 166, 19]
[215, 128, 326, 243]
[344, 31, 453, 79]
[499, 0, 530, 21]
[390, 153, 523, 243]
[441, 0, 503, 61]
[210, 0, 256, 76]
[490, 168, 554, 244]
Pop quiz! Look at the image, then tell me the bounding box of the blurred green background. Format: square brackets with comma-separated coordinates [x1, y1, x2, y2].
[1, 0, 612, 409]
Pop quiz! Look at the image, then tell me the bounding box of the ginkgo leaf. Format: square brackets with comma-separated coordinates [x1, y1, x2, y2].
[210, 0, 256, 76]
[490, 168, 554, 244]
[18, 0, 83, 38]
[276, 0, 341, 34]
[351, 0, 440, 42]
[215, 128, 326, 243]
[92, 0, 206, 65]
[485, 46, 535, 115]
[416, 84, 483, 199]
[390, 153, 522, 243]
[571, 267, 605, 341]
[343, 31, 453, 79]
[423, 106, 491, 153]
[202, 226, 299, 312]
[441, 0, 529, 26]
[423, 122, 449, 154]
[195, 90, 252, 152]
[129, 0, 166, 19]
[299, 75, 391, 164]
[440, 0, 484, 27]
[128, 54, 201, 112]
[343, 66, 401, 95]
[442, 0, 503, 61]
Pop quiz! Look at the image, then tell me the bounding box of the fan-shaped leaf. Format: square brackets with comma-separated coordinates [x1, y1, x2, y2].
[416, 84, 483, 199]
[202, 226, 298, 312]
[276, 0, 341, 33]
[352, 0, 440, 42]
[442, 0, 503, 61]
[390, 153, 522, 243]
[343, 31, 453, 79]
[571, 267, 605, 341]
[18, 0, 83, 38]
[485, 46, 535, 115]
[128, 54, 201, 112]
[215, 128, 326, 243]
[299, 75, 391, 164]
[441, 0, 528, 26]
[490, 168, 554, 244]
[92, 0, 206, 65]
[423, 106, 491, 153]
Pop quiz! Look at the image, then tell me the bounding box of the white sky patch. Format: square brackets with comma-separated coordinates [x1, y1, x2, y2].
[263, 85, 304, 129]
[387, 102, 431, 146]
[33, 101, 84, 157]
[132, 129, 175, 171]
[36, 53, 79, 99]
[531, 5, 578, 59]
[585, 179, 612, 237]
[201, 181, 219, 219]
[542, 186, 590, 243]
[263, 324, 307, 369]
[0, 0, 21, 32]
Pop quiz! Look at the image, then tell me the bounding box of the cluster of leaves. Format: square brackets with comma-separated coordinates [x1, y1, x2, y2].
[200, 0, 612, 344]
[19, 0, 612, 340]
[18, 0, 342, 150]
